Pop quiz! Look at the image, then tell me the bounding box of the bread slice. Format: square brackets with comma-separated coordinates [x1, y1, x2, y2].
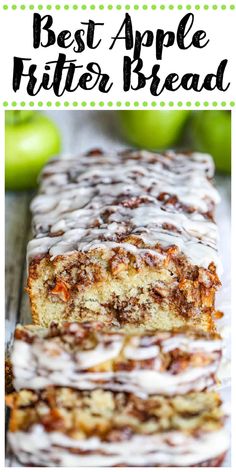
[11, 321, 222, 395]
[6, 388, 229, 466]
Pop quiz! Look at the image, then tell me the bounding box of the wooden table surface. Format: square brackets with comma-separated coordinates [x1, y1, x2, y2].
[5, 111, 231, 466]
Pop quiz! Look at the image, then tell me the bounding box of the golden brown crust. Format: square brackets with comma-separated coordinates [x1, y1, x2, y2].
[5, 358, 14, 394]
[14, 320, 222, 342]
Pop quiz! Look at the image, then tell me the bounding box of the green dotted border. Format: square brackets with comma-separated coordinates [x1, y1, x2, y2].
[2, 4, 236, 11]
[2, 4, 235, 109]
[2, 101, 235, 108]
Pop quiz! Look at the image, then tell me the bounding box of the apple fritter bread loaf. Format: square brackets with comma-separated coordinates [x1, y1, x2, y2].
[27, 149, 221, 330]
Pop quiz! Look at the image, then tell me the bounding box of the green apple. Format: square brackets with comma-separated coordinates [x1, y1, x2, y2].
[5, 111, 61, 190]
[118, 110, 190, 149]
[5, 110, 35, 125]
[191, 111, 231, 174]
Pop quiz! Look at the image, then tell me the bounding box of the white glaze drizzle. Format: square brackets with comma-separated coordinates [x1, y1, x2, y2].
[13, 364, 219, 395]
[12, 329, 222, 394]
[8, 427, 229, 467]
[27, 150, 221, 270]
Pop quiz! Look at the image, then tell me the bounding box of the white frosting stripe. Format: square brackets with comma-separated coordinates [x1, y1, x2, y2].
[12, 331, 222, 395]
[13, 365, 218, 395]
[8, 427, 229, 466]
[27, 150, 221, 270]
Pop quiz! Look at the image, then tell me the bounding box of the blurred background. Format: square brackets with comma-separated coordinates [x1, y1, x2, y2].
[5, 110, 231, 191]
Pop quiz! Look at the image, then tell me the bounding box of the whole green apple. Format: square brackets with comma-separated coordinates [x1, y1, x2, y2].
[118, 110, 190, 149]
[191, 111, 231, 174]
[5, 111, 61, 191]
